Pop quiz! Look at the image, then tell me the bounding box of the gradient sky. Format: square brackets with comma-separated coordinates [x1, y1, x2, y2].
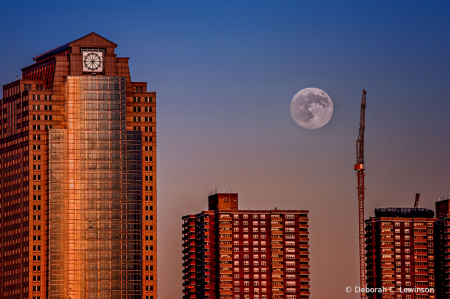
[1, 1, 450, 298]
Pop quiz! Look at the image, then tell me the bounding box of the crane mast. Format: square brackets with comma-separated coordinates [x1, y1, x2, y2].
[354, 89, 367, 299]
[414, 193, 420, 209]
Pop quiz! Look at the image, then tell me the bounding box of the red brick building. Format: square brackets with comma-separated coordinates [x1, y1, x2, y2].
[365, 208, 436, 299]
[182, 193, 310, 299]
[0, 33, 157, 299]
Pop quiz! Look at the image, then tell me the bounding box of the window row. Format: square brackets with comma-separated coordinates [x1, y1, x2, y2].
[133, 106, 152, 112]
[32, 114, 52, 120]
[133, 126, 153, 132]
[32, 95, 52, 101]
[32, 105, 52, 110]
[32, 125, 52, 130]
[133, 96, 152, 102]
[133, 116, 153, 122]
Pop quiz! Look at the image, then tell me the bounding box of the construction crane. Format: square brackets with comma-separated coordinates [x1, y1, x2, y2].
[354, 89, 367, 299]
[414, 193, 420, 209]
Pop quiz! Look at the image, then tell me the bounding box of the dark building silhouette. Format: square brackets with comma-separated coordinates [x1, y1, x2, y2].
[434, 199, 450, 299]
[0, 33, 157, 299]
[182, 193, 310, 299]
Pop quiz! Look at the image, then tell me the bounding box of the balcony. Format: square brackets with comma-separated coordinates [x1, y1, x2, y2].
[272, 257, 283, 262]
[380, 244, 394, 248]
[272, 263, 284, 269]
[380, 263, 394, 268]
[381, 270, 394, 275]
[414, 231, 427, 236]
[300, 264, 309, 269]
[380, 224, 393, 228]
[272, 289, 284, 294]
[272, 275, 283, 280]
[219, 257, 232, 262]
[414, 257, 428, 262]
[380, 231, 393, 235]
[414, 245, 427, 249]
[414, 238, 427, 243]
[380, 237, 394, 243]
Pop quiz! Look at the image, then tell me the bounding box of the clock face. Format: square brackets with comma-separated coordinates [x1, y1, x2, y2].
[83, 50, 103, 72]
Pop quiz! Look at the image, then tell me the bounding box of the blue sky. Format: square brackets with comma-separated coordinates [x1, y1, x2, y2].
[1, 1, 450, 298]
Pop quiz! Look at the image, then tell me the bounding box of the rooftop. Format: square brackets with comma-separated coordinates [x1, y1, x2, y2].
[374, 207, 434, 218]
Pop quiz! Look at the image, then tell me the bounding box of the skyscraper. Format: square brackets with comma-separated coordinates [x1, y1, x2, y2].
[182, 193, 310, 299]
[365, 208, 436, 299]
[0, 33, 157, 299]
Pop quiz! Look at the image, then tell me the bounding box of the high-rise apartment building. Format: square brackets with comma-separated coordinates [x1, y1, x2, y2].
[182, 193, 310, 299]
[365, 208, 436, 299]
[434, 199, 450, 298]
[0, 33, 157, 299]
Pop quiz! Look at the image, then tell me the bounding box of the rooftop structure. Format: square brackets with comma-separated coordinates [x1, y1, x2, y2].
[374, 208, 435, 218]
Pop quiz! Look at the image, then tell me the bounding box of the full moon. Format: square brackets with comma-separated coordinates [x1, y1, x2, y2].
[290, 88, 333, 129]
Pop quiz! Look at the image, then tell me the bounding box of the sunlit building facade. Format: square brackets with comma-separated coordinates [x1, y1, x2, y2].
[0, 33, 157, 299]
[182, 193, 310, 299]
[365, 208, 436, 299]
